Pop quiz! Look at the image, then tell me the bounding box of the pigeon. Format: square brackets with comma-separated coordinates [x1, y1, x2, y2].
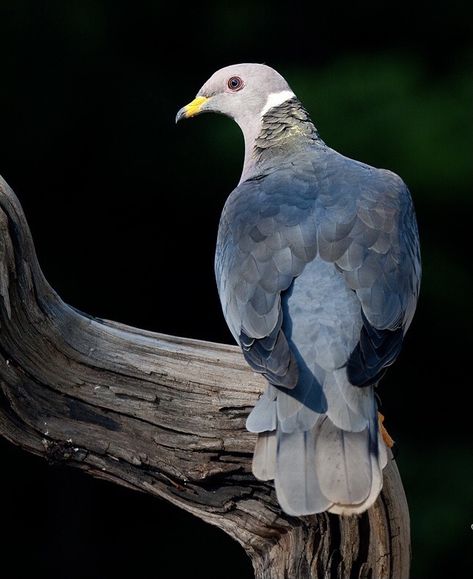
[176, 63, 421, 515]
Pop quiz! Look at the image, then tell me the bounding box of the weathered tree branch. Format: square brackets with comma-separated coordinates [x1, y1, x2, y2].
[0, 174, 410, 578]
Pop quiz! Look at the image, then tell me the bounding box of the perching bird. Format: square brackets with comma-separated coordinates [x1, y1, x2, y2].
[176, 64, 421, 516]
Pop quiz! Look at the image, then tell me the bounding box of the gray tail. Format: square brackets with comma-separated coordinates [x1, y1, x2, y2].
[248, 387, 388, 516]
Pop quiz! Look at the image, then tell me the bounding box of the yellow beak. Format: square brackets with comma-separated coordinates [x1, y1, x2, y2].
[175, 96, 210, 123]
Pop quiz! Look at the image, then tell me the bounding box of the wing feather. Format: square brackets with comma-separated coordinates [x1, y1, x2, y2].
[215, 154, 421, 391]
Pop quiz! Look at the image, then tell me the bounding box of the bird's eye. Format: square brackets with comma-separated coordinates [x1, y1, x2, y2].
[227, 76, 243, 91]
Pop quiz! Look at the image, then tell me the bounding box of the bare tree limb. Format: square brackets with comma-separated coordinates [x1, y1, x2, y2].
[0, 175, 410, 578]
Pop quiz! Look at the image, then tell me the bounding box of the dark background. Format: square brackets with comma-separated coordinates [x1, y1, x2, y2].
[0, 1, 471, 577]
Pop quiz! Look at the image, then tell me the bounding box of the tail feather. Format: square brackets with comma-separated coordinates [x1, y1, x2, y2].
[323, 371, 370, 432]
[252, 431, 277, 480]
[250, 386, 387, 516]
[276, 381, 321, 433]
[378, 428, 388, 470]
[327, 431, 385, 515]
[275, 424, 332, 515]
[246, 386, 277, 433]
[315, 417, 372, 505]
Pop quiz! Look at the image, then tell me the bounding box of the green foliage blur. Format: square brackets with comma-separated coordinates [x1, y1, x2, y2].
[0, 1, 471, 578]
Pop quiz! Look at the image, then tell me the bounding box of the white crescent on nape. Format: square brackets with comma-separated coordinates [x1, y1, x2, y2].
[260, 90, 296, 117]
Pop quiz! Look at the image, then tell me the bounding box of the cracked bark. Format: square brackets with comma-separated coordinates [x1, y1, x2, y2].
[0, 175, 410, 578]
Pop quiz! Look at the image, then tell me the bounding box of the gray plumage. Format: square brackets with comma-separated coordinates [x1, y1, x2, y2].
[177, 64, 421, 515]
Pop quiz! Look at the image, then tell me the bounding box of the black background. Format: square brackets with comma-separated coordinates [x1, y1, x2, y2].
[0, 1, 471, 577]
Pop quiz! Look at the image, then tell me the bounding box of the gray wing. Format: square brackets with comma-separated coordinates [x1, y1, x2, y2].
[320, 162, 421, 386]
[215, 168, 318, 388]
[215, 152, 421, 389]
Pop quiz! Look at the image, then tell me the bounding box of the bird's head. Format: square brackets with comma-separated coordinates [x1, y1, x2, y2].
[175, 63, 295, 125]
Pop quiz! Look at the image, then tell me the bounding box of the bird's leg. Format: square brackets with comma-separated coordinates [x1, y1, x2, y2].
[378, 412, 394, 448]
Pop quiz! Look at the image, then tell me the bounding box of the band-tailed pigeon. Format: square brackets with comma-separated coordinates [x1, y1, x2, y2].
[176, 64, 421, 516]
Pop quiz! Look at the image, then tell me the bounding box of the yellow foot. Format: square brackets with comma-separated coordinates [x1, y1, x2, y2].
[378, 412, 394, 448]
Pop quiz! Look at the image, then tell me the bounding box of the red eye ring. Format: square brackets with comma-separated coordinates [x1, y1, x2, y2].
[227, 76, 244, 91]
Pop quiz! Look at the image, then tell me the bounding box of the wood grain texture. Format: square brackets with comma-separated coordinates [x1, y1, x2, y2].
[0, 174, 410, 578]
